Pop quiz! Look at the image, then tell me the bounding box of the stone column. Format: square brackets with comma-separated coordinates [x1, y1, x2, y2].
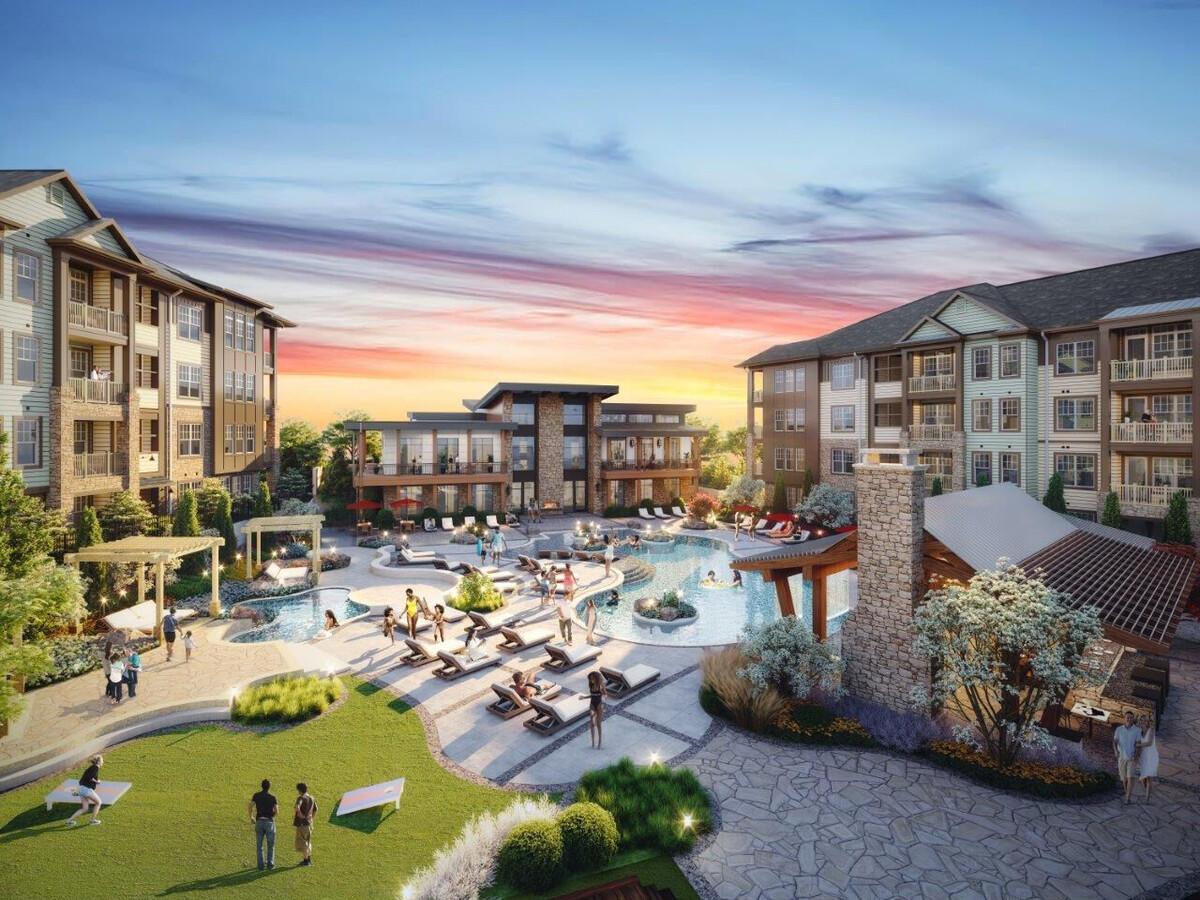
[840, 448, 931, 710]
[536, 394, 564, 509]
[209, 545, 221, 617]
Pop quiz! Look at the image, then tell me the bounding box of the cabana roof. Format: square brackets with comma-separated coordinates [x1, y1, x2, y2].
[66, 535, 223, 563]
[242, 514, 325, 532]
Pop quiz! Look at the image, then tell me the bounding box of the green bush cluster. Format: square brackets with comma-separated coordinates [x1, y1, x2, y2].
[25, 635, 152, 690]
[602, 504, 639, 518]
[452, 572, 505, 612]
[558, 801, 619, 870]
[576, 757, 712, 854]
[231, 675, 343, 724]
[494, 802, 619, 893]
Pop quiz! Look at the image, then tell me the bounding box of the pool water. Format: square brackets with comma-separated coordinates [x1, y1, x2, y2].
[580, 534, 848, 647]
[229, 588, 368, 643]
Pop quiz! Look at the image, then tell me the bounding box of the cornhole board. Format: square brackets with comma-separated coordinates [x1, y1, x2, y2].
[335, 777, 405, 816]
[45, 779, 133, 811]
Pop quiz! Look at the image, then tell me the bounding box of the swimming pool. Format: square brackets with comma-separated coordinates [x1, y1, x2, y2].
[229, 588, 369, 643]
[579, 534, 850, 647]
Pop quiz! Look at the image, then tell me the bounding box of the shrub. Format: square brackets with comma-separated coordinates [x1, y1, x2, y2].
[576, 757, 712, 854]
[699, 646, 789, 732]
[603, 503, 636, 518]
[930, 476, 943, 497]
[1100, 490, 1122, 528]
[771, 473, 788, 513]
[925, 739, 1116, 799]
[231, 675, 343, 724]
[378, 508, 396, 530]
[738, 617, 843, 700]
[721, 474, 765, 509]
[774, 703, 874, 747]
[796, 483, 854, 528]
[495, 819, 563, 892]
[1164, 489, 1193, 544]
[830, 693, 944, 753]
[422, 506, 439, 522]
[634, 592, 696, 621]
[1043, 472, 1066, 512]
[687, 493, 716, 520]
[452, 572, 505, 612]
[557, 802, 618, 871]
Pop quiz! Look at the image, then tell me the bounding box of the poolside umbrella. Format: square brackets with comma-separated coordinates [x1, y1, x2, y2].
[346, 500, 382, 511]
[390, 497, 423, 509]
[732, 504, 757, 513]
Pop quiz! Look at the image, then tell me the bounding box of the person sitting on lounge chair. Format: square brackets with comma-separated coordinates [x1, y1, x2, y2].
[465, 633, 486, 661]
[512, 671, 543, 701]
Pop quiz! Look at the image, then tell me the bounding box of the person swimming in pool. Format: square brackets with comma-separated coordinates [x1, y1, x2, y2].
[605, 589, 620, 608]
[701, 570, 717, 586]
[731, 568, 743, 588]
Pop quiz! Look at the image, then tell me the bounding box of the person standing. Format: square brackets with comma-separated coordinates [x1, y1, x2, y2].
[108, 652, 126, 704]
[562, 564, 577, 603]
[475, 532, 486, 565]
[404, 590, 420, 639]
[584, 597, 598, 645]
[125, 648, 141, 698]
[293, 783, 317, 867]
[249, 779, 278, 870]
[381, 607, 396, 645]
[587, 670, 606, 749]
[490, 529, 506, 566]
[431, 604, 446, 643]
[602, 535, 614, 578]
[65, 755, 105, 826]
[555, 592, 573, 646]
[102, 651, 114, 701]
[1113, 711, 1142, 805]
[1137, 714, 1159, 802]
[182, 630, 196, 663]
[162, 607, 179, 661]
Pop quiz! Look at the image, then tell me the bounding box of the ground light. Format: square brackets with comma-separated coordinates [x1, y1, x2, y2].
[682, 813, 695, 830]
[649, 751, 661, 764]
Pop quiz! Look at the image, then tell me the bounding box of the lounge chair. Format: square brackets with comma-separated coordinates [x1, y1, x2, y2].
[441, 517, 455, 531]
[423, 518, 438, 532]
[417, 595, 467, 624]
[773, 522, 795, 540]
[433, 648, 502, 681]
[524, 693, 592, 735]
[672, 505, 687, 518]
[653, 507, 671, 519]
[599, 664, 661, 698]
[399, 545, 436, 560]
[461, 563, 516, 582]
[497, 623, 557, 653]
[486, 515, 501, 529]
[467, 608, 523, 636]
[102, 600, 196, 636]
[752, 518, 769, 533]
[542, 643, 602, 672]
[398, 547, 459, 571]
[401, 637, 457, 666]
[463, 516, 476, 528]
[487, 679, 562, 719]
[263, 560, 310, 584]
[517, 554, 541, 572]
[637, 508, 655, 520]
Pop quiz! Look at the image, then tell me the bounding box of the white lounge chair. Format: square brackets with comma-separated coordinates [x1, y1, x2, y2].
[399, 545, 436, 559]
[486, 515, 501, 529]
[487, 679, 562, 719]
[524, 693, 592, 735]
[599, 664, 661, 698]
[441, 517, 455, 531]
[637, 508, 655, 520]
[752, 518, 769, 533]
[653, 507, 671, 519]
[542, 642, 602, 672]
[463, 516, 476, 528]
[462, 563, 516, 582]
[467, 608, 523, 636]
[102, 601, 195, 636]
[417, 596, 467, 624]
[263, 560, 310, 584]
[401, 637, 456, 666]
[433, 648, 502, 680]
[672, 505, 687, 518]
[497, 623, 557, 653]
[423, 518, 438, 532]
[398, 547, 459, 571]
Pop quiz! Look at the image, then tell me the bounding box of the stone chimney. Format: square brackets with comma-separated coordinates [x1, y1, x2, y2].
[840, 448, 931, 710]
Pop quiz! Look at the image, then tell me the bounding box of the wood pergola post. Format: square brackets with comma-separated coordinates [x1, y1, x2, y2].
[811, 568, 828, 642]
[245, 528, 254, 579]
[154, 559, 165, 643]
[772, 571, 797, 617]
[311, 526, 321, 583]
[209, 544, 221, 617]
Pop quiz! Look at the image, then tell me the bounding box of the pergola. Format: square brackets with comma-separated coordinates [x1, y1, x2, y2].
[240, 514, 325, 582]
[65, 535, 224, 639]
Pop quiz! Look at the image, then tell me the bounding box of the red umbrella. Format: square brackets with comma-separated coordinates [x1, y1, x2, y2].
[732, 504, 758, 513]
[346, 500, 382, 511]
[390, 497, 423, 509]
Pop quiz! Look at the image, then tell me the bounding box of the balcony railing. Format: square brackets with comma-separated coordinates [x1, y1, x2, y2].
[908, 424, 955, 441]
[908, 374, 956, 393]
[751, 389, 763, 403]
[362, 461, 509, 476]
[74, 451, 127, 478]
[1116, 484, 1192, 507]
[924, 471, 956, 491]
[601, 457, 694, 471]
[68, 377, 127, 405]
[1110, 356, 1193, 381]
[264, 351, 275, 369]
[1110, 421, 1193, 443]
[68, 301, 127, 337]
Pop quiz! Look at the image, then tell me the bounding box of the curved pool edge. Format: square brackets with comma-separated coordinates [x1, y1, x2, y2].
[226, 586, 372, 645]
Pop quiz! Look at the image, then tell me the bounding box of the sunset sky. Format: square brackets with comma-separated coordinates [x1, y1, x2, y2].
[3, 2, 1198, 427]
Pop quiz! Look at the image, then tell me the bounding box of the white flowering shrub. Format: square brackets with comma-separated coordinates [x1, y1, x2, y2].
[913, 562, 1103, 767]
[795, 483, 854, 528]
[721, 474, 766, 509]
[738, 617, 844, 700]
[398, 795, 559, 900]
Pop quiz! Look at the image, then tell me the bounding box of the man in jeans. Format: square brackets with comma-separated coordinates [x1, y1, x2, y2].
[248, 778, 278, 870]
[162, 607, 179, 662]
[294, 782, 318, 866]
[1113, 710, 1142, 805]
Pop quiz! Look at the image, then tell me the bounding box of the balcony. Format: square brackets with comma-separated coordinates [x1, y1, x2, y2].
[264, 351, 275, 370]
[751, 389, 763, 404]
[68, 301, 127, 338]
[924, 471, 956, 492]
[362, 461, 509, 477]
[602, 457, 694, 472]
[1115, 484, 1192, 507]
[1110, 421, 1193, 444]
[68, 377, 127, 405]
[1110, 356, 1193, 382]
[908, 424, 955, 441]
[908, 374, 956, 393]
[74, 451, 127, 478]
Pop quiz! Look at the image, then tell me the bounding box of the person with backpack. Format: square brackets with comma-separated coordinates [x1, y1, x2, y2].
[293, 783, 318, 867]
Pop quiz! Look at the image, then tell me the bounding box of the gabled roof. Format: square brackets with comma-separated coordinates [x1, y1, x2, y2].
[1098, 296, 1200, 321]
[470, 382, 619, 410]
[0, 169, 102, 218]
[898, 315, 961, 344]
[52, 217, 146, 265]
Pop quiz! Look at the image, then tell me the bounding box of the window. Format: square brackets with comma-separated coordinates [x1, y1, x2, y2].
[1151, 323, 1192, 359]
[916, 402, 954, 426]
[178, 303, 202, 341]
[1000, 452, 1021, 486]
[224, 424, 236, 454]
[177, 364, 202, 399]
[1152, 394, 1192, 422]
[1000, 398, 1021, 432]
[512, 436, 534, 471]
[774, 447, 786, 471]
[139, 418, 159, 453]
[563, 403, 585, 425]
[972, 452, 992, 486]
[224, 310, 235, 348]
[830, 359, 855, 390]
[1055, 453, 1096, 489]
[773, 368, 804, 393]
[512, 403, 535, 425]
[16, 418, 42, 468]
[921, 352, 954, 377]
[874, 354, 901, 383]
[136, 354, 159, 389]
[243, 424, 256, 455]
[1055, 397, 1095, 431]
[874, 402, 902, 428]
[178, 423, 202, 457]
[245, 373, 256, 402]
[73, 421, 91, 455]
[971, 398, 992, 432]
[655, 413, 678, 424]
[223, 371, 234, 400]
[137, 289, 159, 325]
[793, 407, 806, 428]
[1153, 457, 1193, 488]
[14, 251, 39, 303]
[999, 343, 1021, 378]
[972, 346, 991, 380]
[831, 448, 855, 475]
[628, 413, 653, 423]
[235, 371, 245, 401]
[774, 409, 785, 432]
[562, 436, 585, 469]
[46, 181, 65, 207]
[234, 312, 246, 350]
[831, 405, 855, 433]
[920, 451, 953, 479]
[773, 370, 785, 393]
[1055, 340, 1095, 376]
[245, 317, 255, 352]
[69, 268, 89, 304]
[14, 335, 38, 384]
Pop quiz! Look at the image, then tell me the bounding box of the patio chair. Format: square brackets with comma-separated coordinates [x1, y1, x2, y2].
[672, 505, 687, 518]
[752, 518, 769, 533]
[524, 693, 592, 735]
[598, 664, 661, 698]
[417, 596, 467, 624]
[423, 518, 438, 532]
[653, 507, 672, 519]
[516, 554, 540, 572]
[263, 560, 310, 585]
[401, 637, 457, 667]
[637, 508, 655, 520]
[397, 547, 461, 571]
[399, 545, 437, 560]
[497, 623, 557, 653]
[486, 678, 562, 719]
[463, 516, 476, 528]
[461, 563, 516, 582]
[440, 517, 455, 531]
[486, 515, 501, 529]
[542, 642, 602, 672]
[432, 648, 502, 681]
[467, 608, 523, 636]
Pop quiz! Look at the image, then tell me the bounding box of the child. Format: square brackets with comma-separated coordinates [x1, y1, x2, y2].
[431, 604, 447, 643]
[125, 648, 142, 698]
[182, 630, 196, 663]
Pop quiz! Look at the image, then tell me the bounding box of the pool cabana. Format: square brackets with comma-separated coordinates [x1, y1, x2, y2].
[65, 535, 224, 638]
[240, 514, 326, 582]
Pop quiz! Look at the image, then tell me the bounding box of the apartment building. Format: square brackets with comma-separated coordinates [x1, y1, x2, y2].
[0, 170, 291, 517]
[742, 249, 1200, 536]
[350, 384, 702, 515]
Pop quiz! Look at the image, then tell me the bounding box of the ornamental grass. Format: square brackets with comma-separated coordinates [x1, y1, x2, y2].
[231, 675, 343, 724]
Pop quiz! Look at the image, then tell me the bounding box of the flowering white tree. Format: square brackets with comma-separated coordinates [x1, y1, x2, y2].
[721, 474, 766, 509]
[913, 563, 1103, 767]
[738, 616, 843, 699]
[795, 483, 854, 528]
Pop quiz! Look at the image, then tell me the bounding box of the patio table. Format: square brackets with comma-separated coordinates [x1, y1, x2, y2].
[1069, 702, 1110, 739]
[45, 779, 133, 811]
[335, 777, 406, 816]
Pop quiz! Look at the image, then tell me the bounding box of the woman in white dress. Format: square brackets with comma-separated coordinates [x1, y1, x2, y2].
[1136, 714, 1159, 801]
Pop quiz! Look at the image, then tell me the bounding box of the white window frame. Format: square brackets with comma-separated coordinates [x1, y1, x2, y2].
[224, 424, 236, 455]
[244, 424, 256, 455]
[1055, 339, 1096, 376]
[972, 346, 991, 380]
[245, 373, 256, 402]
[831, 405, 855, 433]
[224, 310, 235, 348]
[14, 417, 41, 468]
[1055, 397, 1096, 432]
[999, 397, 1021, 432]
[999, 343, 1021, 379]
[1055, 453, 1096, 490]
[69, 268, 89, 305]
[831, 448, 854, 475]
[177, 363, 202, 399]
[1000, 452, 1021, 486]
[178, 422, 203, 457]
[971, 398, 992, 432]
[972, 451, 992, 486]
[14, 334, 39, 384]
[774, 409, 785, 432]
[830, 360, 855, 391]
[178, 303, 202, 341]
[14, 250, 39, 303]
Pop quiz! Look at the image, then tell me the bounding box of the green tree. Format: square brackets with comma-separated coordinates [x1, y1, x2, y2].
[216, 493, 238, 564]
[1164, 490, 1193, 545]
[1042, 472, 1067, 513]
[253, 479, 273, 518]
[276, 468, 311, 501]
[722, 426, 748, 456]
[98, 490, 155, 540]
[700, 454, 739, 491]
[75, 506, 106, 611]
[318, 448, 355, 522]
[279, 419, 325, 473]
[173, 490, 203, 576]
[1100, 491, 1122, 528]
[322, 410, 380, 463]
[771, 473, 788, 513]
[687, 416, 722, 458]
[930, 476, 944, 497]
[0, 433, 63, 580]
[801, 467, 814, 498]
[196, 478, 230, 529]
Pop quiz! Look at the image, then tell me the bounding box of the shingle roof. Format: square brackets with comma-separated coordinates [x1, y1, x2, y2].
[740, 248, 1200, 367]
[731, 531, 853, 568]
[0, 169, 63, 195]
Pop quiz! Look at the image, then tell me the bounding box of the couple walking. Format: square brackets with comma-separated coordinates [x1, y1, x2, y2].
[248, 779, 318, 870]
[1113, 711, 1159, 804]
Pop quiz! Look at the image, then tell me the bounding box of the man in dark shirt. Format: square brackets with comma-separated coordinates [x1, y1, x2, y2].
[66, 754, 105, 826]
[248, 778, 278, 870]
[293, 783, 317, 866]
[162, 607, 179, 661]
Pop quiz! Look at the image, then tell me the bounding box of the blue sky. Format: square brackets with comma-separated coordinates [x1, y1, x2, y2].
[3, 1, 1197, 424]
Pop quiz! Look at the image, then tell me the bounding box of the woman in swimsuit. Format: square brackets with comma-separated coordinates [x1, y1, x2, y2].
[587, 670, 606, 749]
